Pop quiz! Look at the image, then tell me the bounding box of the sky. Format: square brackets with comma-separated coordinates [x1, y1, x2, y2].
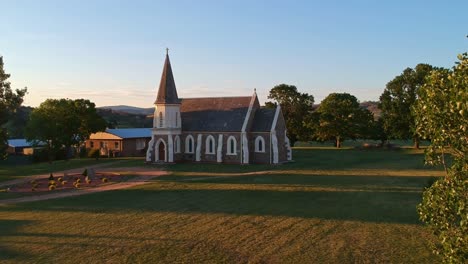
[1, 0, 467, 108]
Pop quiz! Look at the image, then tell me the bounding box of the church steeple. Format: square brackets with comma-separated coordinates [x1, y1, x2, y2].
[155, 49, 179, 104]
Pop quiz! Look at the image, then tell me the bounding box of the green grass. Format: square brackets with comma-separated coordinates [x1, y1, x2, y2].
[0, 149, 443, 263]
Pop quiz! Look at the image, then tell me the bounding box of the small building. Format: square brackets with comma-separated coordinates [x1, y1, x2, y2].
[86, 128, 151, 157]
[7, 139, 37, 155]
[146, 51, 292, 164]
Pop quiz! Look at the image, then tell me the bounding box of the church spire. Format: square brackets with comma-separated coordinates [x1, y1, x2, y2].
[155, 49, 179, 104]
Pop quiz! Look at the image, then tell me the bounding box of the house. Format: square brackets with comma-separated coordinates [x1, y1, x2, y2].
[86, 128, 151, 157]
[7, 139, 37, 155]
[146, 51, 292, 164]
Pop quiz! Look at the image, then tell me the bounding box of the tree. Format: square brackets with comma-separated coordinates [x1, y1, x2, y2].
[25, 99, 106, 162]
[312, 93, 373, 148]
[414, 53, 467, 263]
[379, 63, 434, 148]
[265, 84, 314, 145]
[0, 56, 27, 159]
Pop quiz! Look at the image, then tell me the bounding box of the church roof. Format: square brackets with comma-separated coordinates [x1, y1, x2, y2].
[251, 108, 276, 132]
[155, 52, 180, 104]
[180, 96, 252, 132]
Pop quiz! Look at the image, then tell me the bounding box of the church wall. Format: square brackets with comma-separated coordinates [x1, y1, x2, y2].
[249, 132, 271, 164]
[179, 132, 242, 164]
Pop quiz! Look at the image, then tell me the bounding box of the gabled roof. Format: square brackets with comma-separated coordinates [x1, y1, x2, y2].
[180, 96, 252, 132]
[251, 108, 276, 132]
[106, 128, 151, 139]
[155, 53, 180, 104]
[7, 139, 35, 148]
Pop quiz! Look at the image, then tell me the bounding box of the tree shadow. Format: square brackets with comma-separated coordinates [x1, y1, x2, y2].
[163, 174, 434, 191]
[4, 185, 424, 225]
[0, 219, 35, 260]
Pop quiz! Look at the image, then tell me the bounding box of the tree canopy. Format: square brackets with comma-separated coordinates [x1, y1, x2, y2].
[0, 56, 27, 159]
[265, 84, 314, 145]
[25, 98, 106, 161]
[312, 93, 373, 148]
[379, 63, 434, 148]
[414, 53, 467, 262]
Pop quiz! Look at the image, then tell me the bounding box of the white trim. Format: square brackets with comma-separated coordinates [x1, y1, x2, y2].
[241, 90, 257, 132]
[168, 135, 174, 162]
[271, 131, 279, 164]
[185, 135, 194, 153]
[285, 133, 292, 161]
[226, 136, 237, 155]
[271, 104, 281, 132]
[155, 138, 167, 162]
[217, 134, 223, 163]
[205, 135, 216, 154]
[255, 136, 266, 153]
[146, 135, 155, 162]
[174, 135, 181, 153]
[196, 134, 202, 161]
[242, 132, 249, 164]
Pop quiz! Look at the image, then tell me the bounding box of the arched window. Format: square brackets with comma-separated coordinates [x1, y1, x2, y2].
[185, 135, 194, 153]
[255, 136, 265, 153]
[227, 136, 237, 155]
[174, 136, 181, 153]
[205, 135, 215, 154]
[159, 112, 163, 127]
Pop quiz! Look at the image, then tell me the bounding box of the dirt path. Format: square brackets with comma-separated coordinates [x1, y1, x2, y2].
[0, 168, 168, 205]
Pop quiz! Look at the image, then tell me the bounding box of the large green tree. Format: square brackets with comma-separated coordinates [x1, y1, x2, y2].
[265, 84, 314, 145]
[0, 56, 27, 159]
[415, 53, 467, 263]
[379, 63, 434, 148]
[25, 98, 106, 161]
[313, 93, 374, 148]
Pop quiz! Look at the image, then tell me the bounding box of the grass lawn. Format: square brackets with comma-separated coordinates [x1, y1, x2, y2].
[0, 148, 443, 263]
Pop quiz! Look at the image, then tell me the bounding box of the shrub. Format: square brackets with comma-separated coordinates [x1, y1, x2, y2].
[49, 185, 56, 191]
[101, 178, 108, 183]
[57, 177, 63, 182]
[79, 147, 87, 158]
[48, 180, 56, 186]
[82, 169, 88, 176]
[48, 173, 54, 181]
[62, 181, 67, 185]
[88, 149, 100, 160]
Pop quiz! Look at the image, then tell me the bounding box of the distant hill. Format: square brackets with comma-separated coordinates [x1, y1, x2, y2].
[96, 108, 152, 128]
[98, 105, 153, 116]
[360, 101, 381, 119]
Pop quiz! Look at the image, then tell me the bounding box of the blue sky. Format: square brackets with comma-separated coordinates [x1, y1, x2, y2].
[1, 0, 467, 107]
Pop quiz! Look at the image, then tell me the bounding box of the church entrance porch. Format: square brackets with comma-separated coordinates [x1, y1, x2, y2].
[156, 140, 166, 162]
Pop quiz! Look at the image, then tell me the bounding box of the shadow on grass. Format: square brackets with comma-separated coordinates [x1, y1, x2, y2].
[4, 185, 424, 225]
[161, 174, 435, 191]
[0, 219, 35, 260]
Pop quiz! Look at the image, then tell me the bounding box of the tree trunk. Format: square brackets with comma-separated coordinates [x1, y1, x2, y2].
[413, 137, 420, 149]
[336, 136, 341, 148]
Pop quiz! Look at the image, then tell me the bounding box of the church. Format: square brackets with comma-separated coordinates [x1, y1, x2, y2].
[146, 51, 292, 164]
